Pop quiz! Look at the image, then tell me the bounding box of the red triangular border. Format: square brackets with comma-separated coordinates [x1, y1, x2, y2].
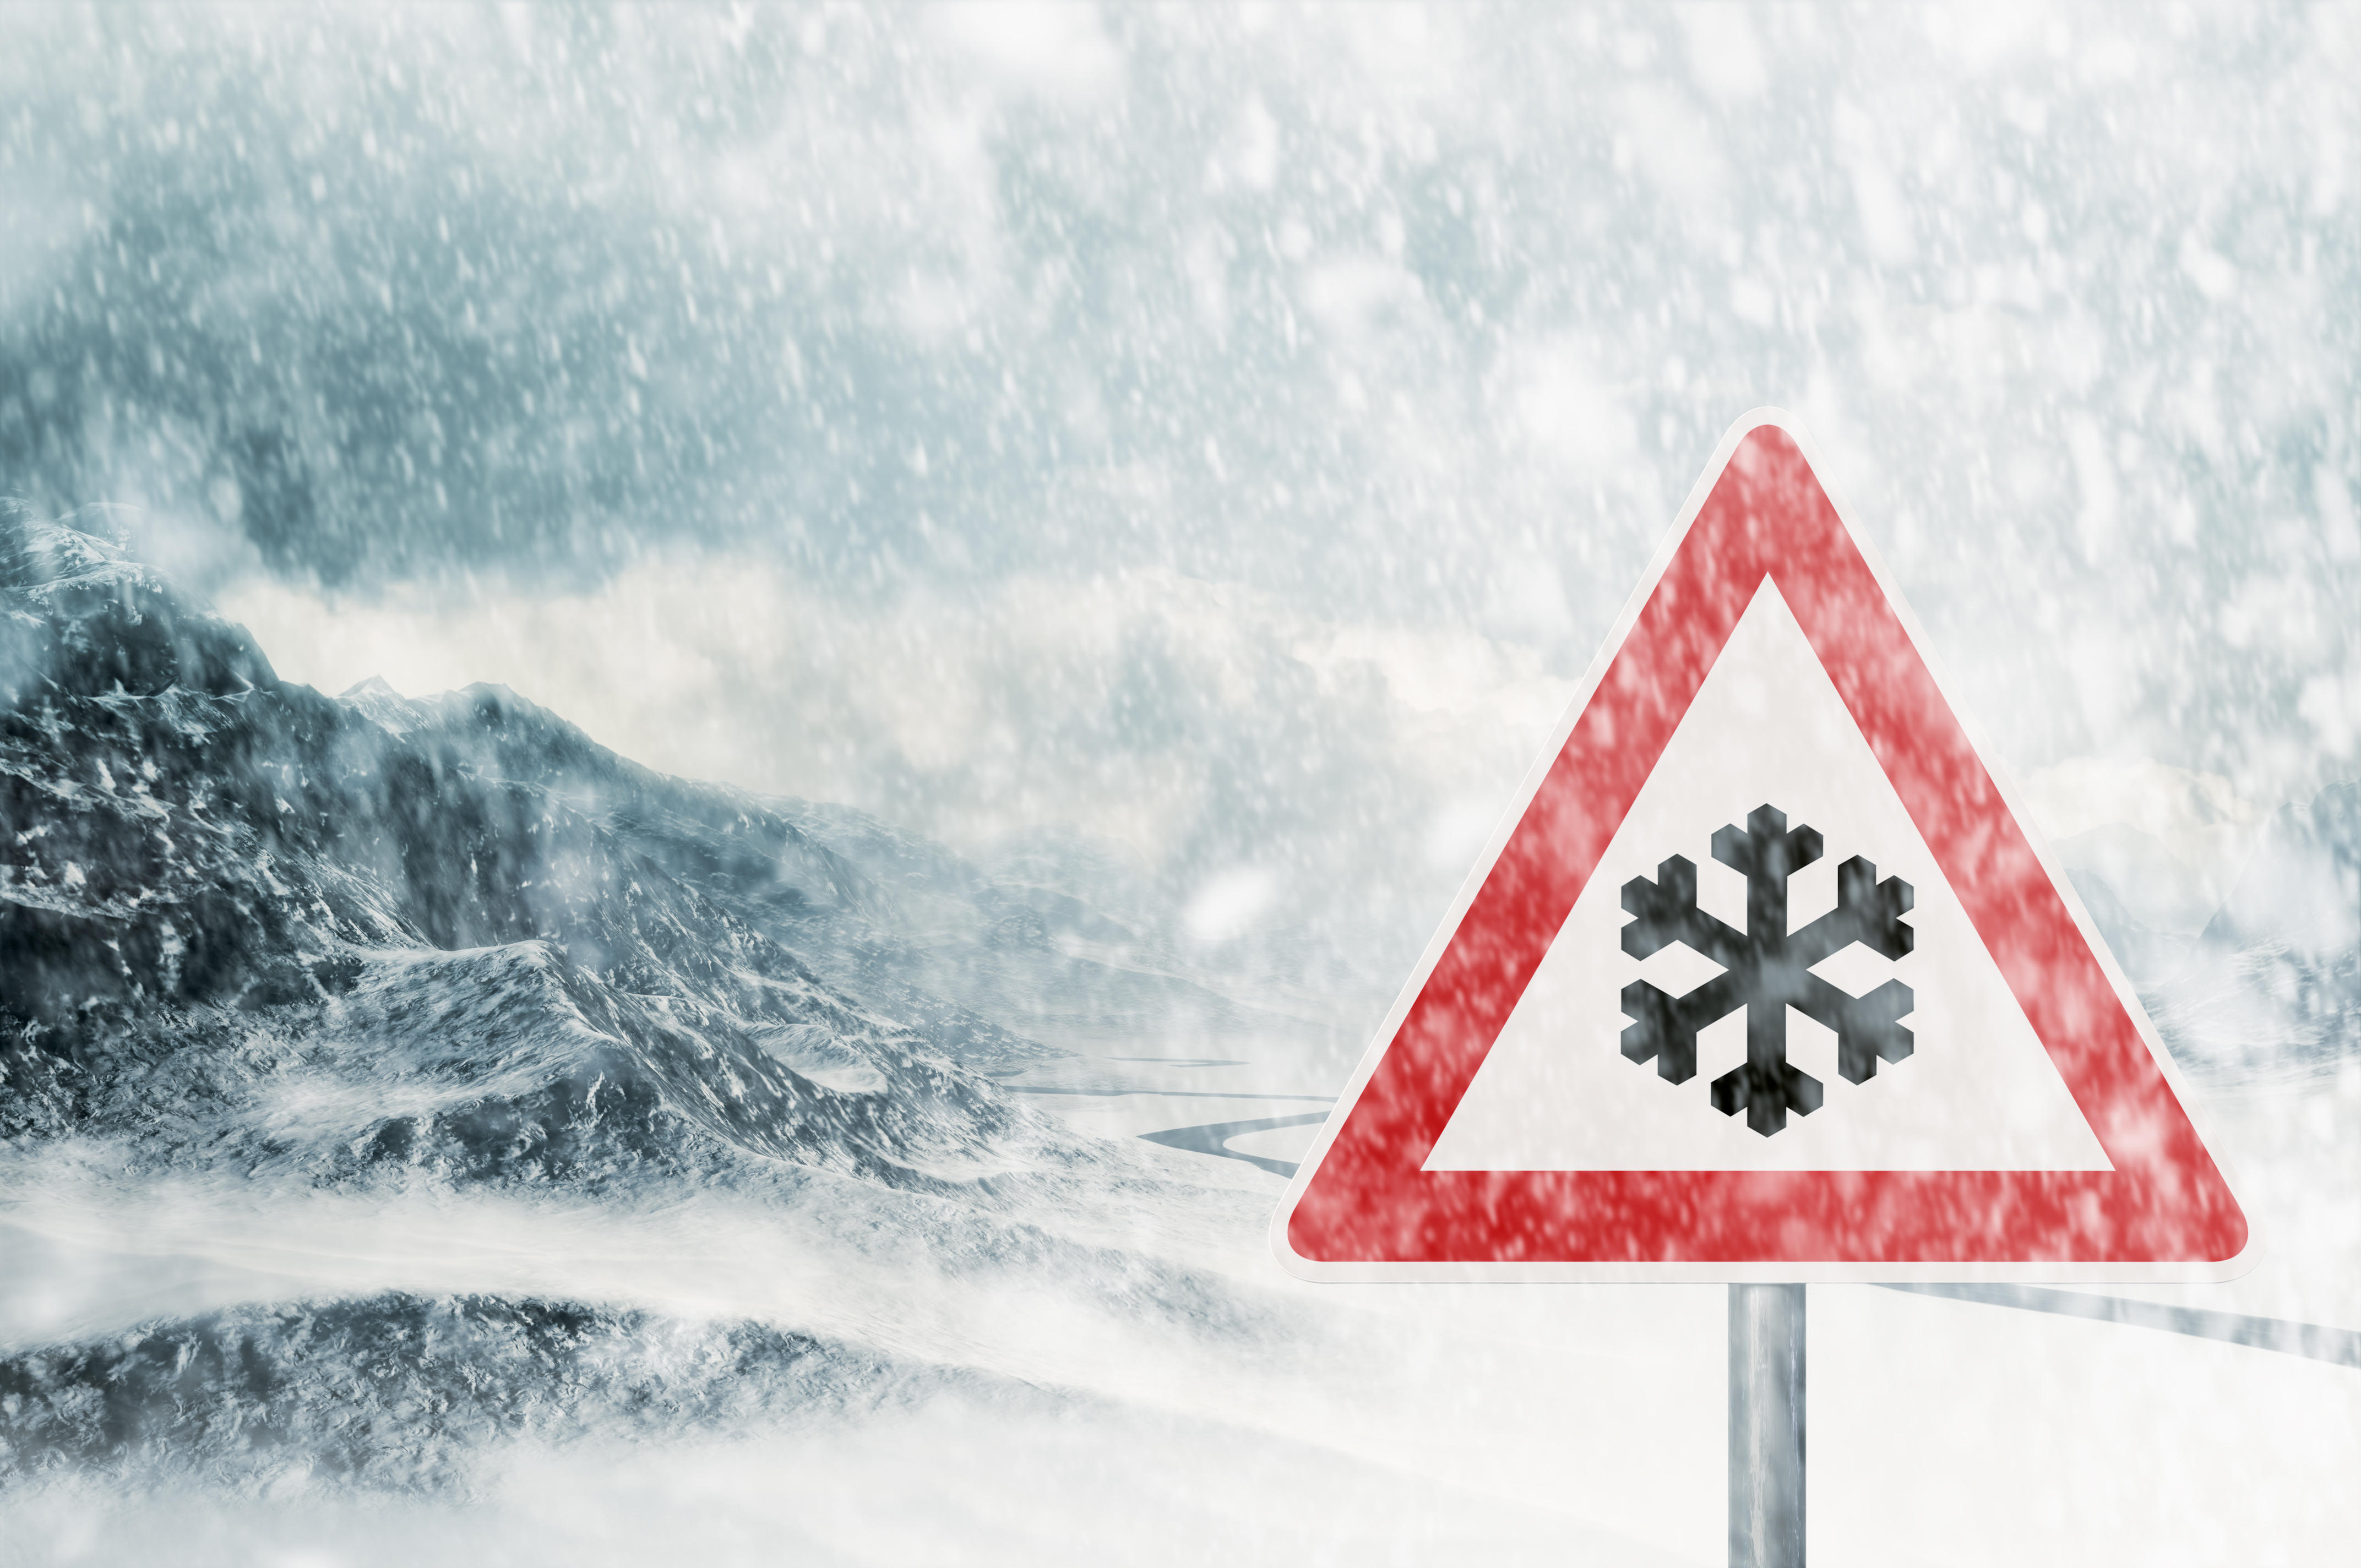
[1279, 419, 2247, 1275]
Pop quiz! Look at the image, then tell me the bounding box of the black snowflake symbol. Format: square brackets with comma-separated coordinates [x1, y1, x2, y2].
[1619, 803, 1916, 1136]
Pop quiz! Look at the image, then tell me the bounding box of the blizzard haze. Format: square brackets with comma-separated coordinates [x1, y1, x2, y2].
[4, 6, 2360, 1566]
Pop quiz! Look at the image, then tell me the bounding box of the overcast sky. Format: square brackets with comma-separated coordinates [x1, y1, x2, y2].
[4, 3, 2355, 965]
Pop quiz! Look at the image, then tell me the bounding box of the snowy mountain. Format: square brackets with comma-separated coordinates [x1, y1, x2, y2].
[1, 507, 1067, 1177]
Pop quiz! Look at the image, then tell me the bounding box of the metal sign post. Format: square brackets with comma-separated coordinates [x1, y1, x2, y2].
[1729, 1283, 1805, 1568]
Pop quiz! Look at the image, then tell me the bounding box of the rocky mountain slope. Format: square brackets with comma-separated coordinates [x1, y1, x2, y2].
[1, 508, 1057, 1184]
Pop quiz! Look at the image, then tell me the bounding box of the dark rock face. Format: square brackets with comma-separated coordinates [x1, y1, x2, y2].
[0, 511, 281, 706]
[0, 1292, 928, 1489]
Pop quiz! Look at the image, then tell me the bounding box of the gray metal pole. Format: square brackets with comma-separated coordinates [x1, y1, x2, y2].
[1729, 1283, 1805, 1568]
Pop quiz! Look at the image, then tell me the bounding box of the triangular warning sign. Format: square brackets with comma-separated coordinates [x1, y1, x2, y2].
[1272, 411, 2249, 1282]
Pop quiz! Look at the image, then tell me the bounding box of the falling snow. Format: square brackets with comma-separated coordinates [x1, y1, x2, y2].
[3, 6, 2360, 1564]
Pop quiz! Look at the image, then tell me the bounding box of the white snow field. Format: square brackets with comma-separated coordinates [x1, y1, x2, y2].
[4, 1050, 2356, 1566]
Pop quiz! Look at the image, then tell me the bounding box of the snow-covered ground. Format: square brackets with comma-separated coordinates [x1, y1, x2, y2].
[6, 1045, 2357, 1566]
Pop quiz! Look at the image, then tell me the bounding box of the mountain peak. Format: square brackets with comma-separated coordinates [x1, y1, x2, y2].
[1, 505, 278, 701]
[337, 672, 425, 737]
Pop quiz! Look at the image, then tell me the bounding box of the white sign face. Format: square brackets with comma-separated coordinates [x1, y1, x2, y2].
[1424, 580, 2112, 1174]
